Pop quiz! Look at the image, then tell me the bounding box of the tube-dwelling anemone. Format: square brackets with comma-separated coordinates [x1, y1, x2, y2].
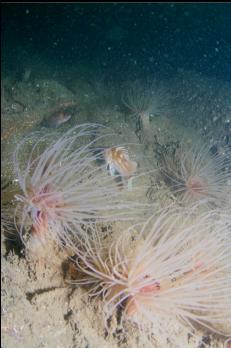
[71, 206, 231, 345]
[122, 79, 169, 120]
[13, 123, 150, 247]
[158, 141, 231, 209]
[122, 79, 170, 144]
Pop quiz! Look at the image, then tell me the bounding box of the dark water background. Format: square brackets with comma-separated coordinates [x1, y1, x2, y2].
[2, 3, 231, 83]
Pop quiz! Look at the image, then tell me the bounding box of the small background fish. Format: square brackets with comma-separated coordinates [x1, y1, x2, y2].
[41, 101, 79, 128]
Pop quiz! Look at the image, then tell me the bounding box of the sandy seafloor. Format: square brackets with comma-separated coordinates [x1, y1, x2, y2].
[1, 66, 231, 348]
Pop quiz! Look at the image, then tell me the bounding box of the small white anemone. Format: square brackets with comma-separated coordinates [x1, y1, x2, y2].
[160, 141, 231, 209]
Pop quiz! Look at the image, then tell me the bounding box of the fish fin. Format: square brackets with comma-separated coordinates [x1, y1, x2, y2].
[129, 160, 138, 174]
